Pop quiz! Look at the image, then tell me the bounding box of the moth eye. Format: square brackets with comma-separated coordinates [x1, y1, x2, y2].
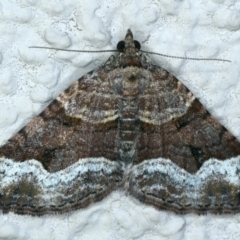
[134, 40, 141, 50]
[117, 41, 125, 51]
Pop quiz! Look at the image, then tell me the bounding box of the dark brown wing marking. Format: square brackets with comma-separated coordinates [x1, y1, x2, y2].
[0, 65, 123, 215]
[136, 65, 240, 174]
[0, 66, 119, 173]
[129, 64, 240, 214]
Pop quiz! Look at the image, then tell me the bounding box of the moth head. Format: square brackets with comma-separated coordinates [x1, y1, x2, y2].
[117, 29, 141, 52]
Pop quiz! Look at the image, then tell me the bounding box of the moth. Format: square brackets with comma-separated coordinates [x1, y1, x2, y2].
[0, 29, 240, 216]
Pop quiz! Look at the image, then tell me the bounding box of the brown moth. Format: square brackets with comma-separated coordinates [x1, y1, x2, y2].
[0, 29, 240, 216]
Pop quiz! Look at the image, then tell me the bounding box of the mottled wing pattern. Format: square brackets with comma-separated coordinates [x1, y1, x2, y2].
[136, 65, 240, 173]
[129, 64, 240, 214]
[0, 65, 123, 215]
[127, 158, 240, 214]
[0, 66, 119, 172]
[0, 158, 123, 215]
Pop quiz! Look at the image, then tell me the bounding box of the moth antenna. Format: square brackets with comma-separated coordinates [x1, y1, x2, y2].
[29, 46, 231, 63]
[140, 50, 231, 63]
[29, 46, 118, 53]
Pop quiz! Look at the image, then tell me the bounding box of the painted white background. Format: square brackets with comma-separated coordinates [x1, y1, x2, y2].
[0, 0, 240, 239]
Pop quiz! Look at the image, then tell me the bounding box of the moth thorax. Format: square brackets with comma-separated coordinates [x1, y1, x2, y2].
[122, 76, 139, 98]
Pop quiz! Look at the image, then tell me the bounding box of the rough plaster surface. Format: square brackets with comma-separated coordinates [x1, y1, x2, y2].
[0, 0, 240, 239]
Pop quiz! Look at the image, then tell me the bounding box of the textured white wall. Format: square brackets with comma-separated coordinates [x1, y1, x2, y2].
[0, 0, 240, 239]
